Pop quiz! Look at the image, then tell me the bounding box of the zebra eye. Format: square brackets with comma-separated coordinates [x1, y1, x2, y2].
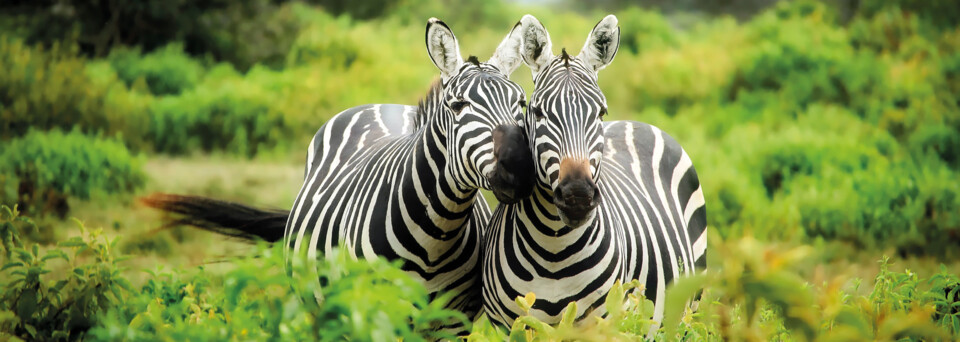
[518, 99, 527, 109]
[530, 106, 545, 121]
[598, 107, 608, 119]
[449, 100, 470, 114]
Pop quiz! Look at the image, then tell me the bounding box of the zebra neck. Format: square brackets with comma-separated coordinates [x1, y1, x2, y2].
[518, 184, 600, 249]
[400, 119, 478, 234]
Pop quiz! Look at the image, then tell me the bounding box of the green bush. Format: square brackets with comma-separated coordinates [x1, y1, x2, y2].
[108, 44, 205, 96]
[730, 1, 854, 109]
[192, 0, 302, 71]
[147, 71, 290, 156]
[855, 0, 960, 33]
[0, 130, 145, 217]
[0, 0, 301, 71]
[0, 206, 134, 341]
[0, 38, 143, 142]
[285, 11, 366, 68]
[91, 246, 465, 341]
[609, 7, 678, 54]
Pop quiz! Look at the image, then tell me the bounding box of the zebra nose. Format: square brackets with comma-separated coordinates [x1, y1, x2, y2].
[554, 177, 600, 221]
[490, 124, 535, 204]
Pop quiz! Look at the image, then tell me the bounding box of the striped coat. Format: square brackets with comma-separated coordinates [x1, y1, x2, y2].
[482, 15, 707, 326]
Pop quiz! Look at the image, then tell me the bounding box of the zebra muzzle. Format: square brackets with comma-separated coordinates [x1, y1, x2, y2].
[554, 158, 601, 224]
[489, 124, 536, 204]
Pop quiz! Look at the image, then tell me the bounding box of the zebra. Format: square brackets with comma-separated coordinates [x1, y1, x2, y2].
[143, 17, 536, 323]
[481, 15, 708, 327]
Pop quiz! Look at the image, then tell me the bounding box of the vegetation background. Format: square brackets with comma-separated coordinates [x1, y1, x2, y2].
[1, 0, 958, 340]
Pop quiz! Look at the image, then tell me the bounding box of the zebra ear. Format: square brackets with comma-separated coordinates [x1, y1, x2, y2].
[518, 14, 553, 78]
[488, 20, 524, 76]
[426, 18, 464, 82]
[577, 15, 620, 73]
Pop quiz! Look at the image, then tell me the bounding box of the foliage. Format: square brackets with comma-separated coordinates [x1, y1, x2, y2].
[0, 205, 134, 341]
[0, 130, 145, 218]
[146, 69, 291, 157]
[91, 245, 466, 341]
[657, 237, 956, 341]
[0, 0, 301, 70]
[108, 44, 205, 96]
[0, 37, 146, 142]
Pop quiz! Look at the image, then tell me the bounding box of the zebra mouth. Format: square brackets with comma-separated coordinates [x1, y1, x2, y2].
[492, 187, 522, 204]
[553, 183, 601, 228]
[555, 201, 598, 227]
[556, 207, 596, 228]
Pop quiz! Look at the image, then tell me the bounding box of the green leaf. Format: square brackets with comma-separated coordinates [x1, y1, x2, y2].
[515, 293, 534, 314]
[663, 274, 708, 341]
[22, 323, 37, 337]
[17, 288, 38, 320]
[41, 249, 69, 262]
[558, 301, 578, 329]
[1, 262, 24, 271]
[58, 238, 86, 248]
[606, 279, 626, 318]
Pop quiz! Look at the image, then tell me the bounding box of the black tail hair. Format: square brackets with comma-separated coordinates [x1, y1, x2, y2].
[141, 193, 289, 242]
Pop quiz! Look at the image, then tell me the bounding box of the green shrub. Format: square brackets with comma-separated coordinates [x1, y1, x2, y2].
[147, 72, 290, 156]
[0, 130, 145, 217]
[285, 11, 366, 68]
[192, 0, 302, 71]
[909, 125, 960, 169]
[0, 206, 134, 341]
[120, 231, 176, 257]
[1, 0, 301, 71]
[91, 244, 467, 341]
[0, 37, 141, 142]
[730, 1, 854, 109]
[108, 44, 205, 96]
[855, 0, 960, 33]
[615, 7, 678, 54]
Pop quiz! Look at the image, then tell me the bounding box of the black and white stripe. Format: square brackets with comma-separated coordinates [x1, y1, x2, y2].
[482, 15, 707, 327]
[284, 18, 530, 319]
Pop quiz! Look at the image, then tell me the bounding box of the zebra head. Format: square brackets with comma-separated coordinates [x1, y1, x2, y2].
[517, 15, 620, 228]
[425, 18, 535, 204]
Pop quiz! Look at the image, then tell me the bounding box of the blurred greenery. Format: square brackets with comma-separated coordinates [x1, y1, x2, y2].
[0, 130, 145, 218]
[1, 0, 958, 339]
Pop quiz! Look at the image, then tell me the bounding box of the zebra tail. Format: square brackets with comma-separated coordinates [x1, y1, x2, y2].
[140, 193, 288, 243]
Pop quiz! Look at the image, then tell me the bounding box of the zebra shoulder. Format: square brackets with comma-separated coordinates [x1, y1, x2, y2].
[601, 120, 690, 169]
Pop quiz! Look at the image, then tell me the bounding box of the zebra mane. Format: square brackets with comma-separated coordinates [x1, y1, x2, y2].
[560, 48, 570, 67]
[467, 56, 481, 66]
[415, 79, 444, 128]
